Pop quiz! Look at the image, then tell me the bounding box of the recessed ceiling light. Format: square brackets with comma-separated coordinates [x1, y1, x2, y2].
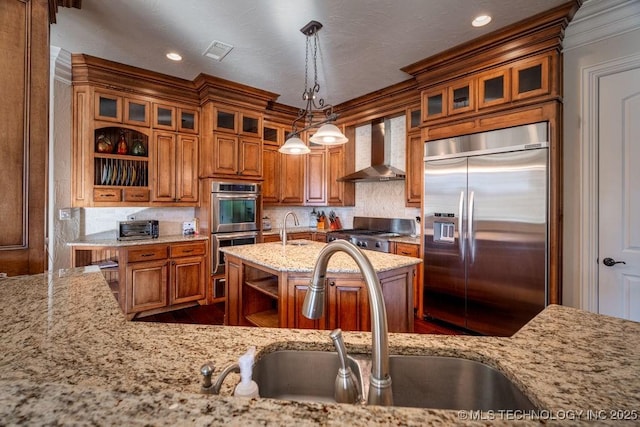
[472, 15, 492, 27]
[166, 52, 182, 61]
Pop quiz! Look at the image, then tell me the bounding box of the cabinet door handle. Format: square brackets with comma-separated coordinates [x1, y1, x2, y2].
[329, 281, 335, 287]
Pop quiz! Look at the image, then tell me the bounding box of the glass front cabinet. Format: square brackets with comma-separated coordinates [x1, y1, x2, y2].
[421, 53, 551, 124]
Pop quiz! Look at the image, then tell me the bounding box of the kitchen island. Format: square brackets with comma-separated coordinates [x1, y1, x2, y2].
[1, 267, 639, 426]
[221, 240, 421, 332]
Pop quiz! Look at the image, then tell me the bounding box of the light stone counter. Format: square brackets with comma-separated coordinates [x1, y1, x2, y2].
[68, 233, 209, 248]
[220, 240, 422, 273]
[1, 267, 639, 425]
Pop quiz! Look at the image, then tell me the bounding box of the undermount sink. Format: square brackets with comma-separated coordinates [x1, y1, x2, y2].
[252, 350, 536, 410]
[253, 350, 363, 403]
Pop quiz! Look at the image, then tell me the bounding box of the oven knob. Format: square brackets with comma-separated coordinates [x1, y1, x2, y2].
[375, 242, 381, 248]
[361, 242, 367, 248]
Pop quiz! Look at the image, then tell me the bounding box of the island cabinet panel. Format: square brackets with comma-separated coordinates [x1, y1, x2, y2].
[380, 269, 415, 333]
[326, 278, 371, 332]
[225, 256, 242, 326]
[286, 277, 325, 330]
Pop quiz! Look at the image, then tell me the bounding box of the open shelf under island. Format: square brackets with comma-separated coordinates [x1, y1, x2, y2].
[221, 240, 422, 333]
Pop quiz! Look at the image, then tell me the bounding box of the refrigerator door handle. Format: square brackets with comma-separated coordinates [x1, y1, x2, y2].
[458, 190, 465, 261]
[468, 190, 475, 264]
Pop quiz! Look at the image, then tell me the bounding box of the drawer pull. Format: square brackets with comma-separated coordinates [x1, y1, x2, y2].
[182, 249, 194, 253]
[141, 253, 155, 257]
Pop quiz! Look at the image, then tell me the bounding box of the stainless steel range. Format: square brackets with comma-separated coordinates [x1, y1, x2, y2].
[327, 217, 415, 253]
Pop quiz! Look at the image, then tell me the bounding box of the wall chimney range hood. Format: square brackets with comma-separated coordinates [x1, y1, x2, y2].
[338, 118, 406, 182]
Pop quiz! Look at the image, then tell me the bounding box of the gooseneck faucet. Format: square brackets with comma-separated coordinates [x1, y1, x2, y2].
[302, 239, 393, 406]
[280, 211, 299, 247]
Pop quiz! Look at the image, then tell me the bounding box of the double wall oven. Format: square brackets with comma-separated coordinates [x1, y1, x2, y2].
[209, 181, 261, 299]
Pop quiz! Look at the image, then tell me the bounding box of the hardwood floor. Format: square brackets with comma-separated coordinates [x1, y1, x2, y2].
[135, 303, 465, 335]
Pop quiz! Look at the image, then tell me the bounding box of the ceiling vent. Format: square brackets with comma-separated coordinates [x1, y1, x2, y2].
[203, 40, 234, 62]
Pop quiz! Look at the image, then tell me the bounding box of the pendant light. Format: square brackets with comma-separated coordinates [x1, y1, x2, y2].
[279, 20, 348, 155]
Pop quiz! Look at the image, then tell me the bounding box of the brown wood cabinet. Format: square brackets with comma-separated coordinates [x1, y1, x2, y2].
[305, 147, 327, 205]
[169, 242, 207, 305]
[420, 53, 554, 125]
[327, 146, 345, 206]
[261, 231, 313, 243]
[71, 240, 207, 320]
[405, 131, 423, 207]
[152, 132, 198, 203]
[0, 0, 49, 275]
[126, 258, 168, 314]
[326, 277, 371, 331]
[261, 121, 307, 206]
[71, 55, 201, 207]
[200, 103, 264, 179]
[392, 241, 422, 318]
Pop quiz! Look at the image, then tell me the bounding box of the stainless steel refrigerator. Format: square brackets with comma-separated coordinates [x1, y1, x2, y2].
[423, 122, 548, 336]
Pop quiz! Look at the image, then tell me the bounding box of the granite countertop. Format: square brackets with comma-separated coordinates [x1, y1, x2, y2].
[220, 240, 422, 273]
[68, 233, 209, 247]
[1, 268, 639, 425]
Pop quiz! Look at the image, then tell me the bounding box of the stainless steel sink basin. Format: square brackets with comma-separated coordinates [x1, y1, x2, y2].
[252, 350, 536, 410]
[386, 354, 537, 410]
[253, 350, 363, 403]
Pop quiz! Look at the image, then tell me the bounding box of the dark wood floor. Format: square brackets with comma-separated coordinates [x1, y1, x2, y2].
[135, 303, 465, 335]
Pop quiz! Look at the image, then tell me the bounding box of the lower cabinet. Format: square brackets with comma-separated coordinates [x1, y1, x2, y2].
[261, 231, 314, 243]
[392, 241, 422, 317]
[126, 259, 168, 313]
[124, 240, 206, 319]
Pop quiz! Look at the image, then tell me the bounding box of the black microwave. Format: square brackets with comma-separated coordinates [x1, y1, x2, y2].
[117, 220, 159, 241]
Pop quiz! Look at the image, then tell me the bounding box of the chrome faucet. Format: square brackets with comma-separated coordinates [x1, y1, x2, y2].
[199, 362, 240, 395]
[280, 211, 299, 247]
[302, 239, 393, 406]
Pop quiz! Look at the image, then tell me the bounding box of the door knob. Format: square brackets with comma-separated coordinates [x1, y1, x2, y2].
[603, 257, 626, 267]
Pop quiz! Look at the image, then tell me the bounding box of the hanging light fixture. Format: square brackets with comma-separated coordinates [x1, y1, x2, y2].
[279, 20, 348, 155]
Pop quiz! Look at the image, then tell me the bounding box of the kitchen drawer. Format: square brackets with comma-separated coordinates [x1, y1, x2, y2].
[123, 188, 150, 202]
[394, 242, 420, 258]
[170, 241, 207, 258]
[127, 245, 169, 263]
[93, 188, 122, 202]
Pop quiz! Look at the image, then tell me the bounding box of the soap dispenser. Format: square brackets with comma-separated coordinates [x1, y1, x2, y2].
[233, 346, 260, 398]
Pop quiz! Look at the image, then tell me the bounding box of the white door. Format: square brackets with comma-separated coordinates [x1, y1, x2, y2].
[598, 67, 640, 321]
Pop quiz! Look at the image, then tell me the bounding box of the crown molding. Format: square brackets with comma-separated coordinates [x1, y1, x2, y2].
[563, 0, 640, 51]
[50, 46, 72, 84]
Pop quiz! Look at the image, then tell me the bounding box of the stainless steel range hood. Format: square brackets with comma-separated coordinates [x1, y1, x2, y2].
[338, 118, 406, 182]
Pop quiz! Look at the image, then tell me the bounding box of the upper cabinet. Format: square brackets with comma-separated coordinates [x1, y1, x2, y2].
[261, 121, 305, 205]
[511, 55, 550, 101]
[200, 103, 264, 179]
[420, 52, 553, 126]
[71, 54, 201, 207]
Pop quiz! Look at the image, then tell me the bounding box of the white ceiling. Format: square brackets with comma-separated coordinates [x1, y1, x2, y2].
[51, 0, 570, 107]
